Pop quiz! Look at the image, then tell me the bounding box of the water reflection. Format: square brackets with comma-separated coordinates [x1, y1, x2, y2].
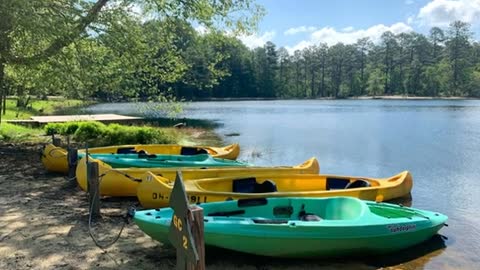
[367, 235, 447, 269]
[388, 193, 413, 207]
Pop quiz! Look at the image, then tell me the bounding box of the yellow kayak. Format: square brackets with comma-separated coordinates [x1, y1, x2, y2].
[41, 142, 240, 173]
[136, 171, 412, 208]
[76, 156, 320, 197]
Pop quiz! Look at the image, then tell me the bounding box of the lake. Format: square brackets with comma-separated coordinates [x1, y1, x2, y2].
[88, 99, 480, 269]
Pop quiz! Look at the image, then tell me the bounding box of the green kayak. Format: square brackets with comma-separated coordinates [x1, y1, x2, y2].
[134, 197, 447, 258]
[80, 153, 249, 168]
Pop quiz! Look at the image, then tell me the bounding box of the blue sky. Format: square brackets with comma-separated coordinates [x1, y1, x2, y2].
[238, 0, 480, 52]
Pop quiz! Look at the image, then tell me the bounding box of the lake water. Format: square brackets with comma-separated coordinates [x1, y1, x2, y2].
[88, 99, 480, 269]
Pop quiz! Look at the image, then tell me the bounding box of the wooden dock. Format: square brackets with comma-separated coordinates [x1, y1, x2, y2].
[7, 114, 144, 126]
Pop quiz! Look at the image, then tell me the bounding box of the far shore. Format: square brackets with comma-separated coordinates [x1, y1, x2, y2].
[348, 95, 476, 100]
[192, 95, 478, 102]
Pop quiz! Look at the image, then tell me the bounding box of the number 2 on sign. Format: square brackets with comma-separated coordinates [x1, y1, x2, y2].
[182, 235, 188, 249]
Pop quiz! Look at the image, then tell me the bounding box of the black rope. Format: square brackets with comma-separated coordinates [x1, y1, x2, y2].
[86, 169, 137, 249]
[64, 176, 77, 181]
[98, 169, 142, 183]
[87, 181, 134, 249]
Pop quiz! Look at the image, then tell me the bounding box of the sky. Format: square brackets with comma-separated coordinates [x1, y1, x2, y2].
[237, 0, 480, 52]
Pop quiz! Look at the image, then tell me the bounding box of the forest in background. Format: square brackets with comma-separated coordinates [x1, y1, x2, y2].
[202, 21, 480, 99]
[1, 1, 480, 115]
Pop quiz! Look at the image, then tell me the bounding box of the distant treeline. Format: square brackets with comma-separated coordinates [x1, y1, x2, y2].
[202, 21, 480, 99]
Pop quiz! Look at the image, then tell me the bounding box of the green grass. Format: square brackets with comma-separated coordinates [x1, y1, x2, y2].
[0, 97, 85, 143]
[43, 121, 178, 146]
[3, 98, 85, 120]
[0, 123, 46, 142]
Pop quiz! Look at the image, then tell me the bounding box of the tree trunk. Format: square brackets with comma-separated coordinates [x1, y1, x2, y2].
[360, 55, 365, 96]
[304, 62, 308, 97]
[0, 61, 4, 123]
[320, 63, 325, 97]
[295, 62, 300, 96]
[2, 88, 5, 115]
[310, 70, 315, 99]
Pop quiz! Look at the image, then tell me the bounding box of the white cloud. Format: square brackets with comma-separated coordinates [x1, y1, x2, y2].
[417, 0, 480, 27]
[285, 40, 313, 53]
[194, 25, 208, 35]
[342, 26, 355, 32]
[285, 22, 413, 53]
[239, 31, 276, 49]
[284, 26, 317, 35]
[407, 15, 415, 25]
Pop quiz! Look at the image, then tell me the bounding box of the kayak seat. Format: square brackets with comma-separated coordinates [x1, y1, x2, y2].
[233, 177, 256, 193]
[232, 178, 277, 193]
[298, 204, 322, 221]
[256, 180, 278, 193]
[345, 179, 371, 189]
[117, 147, 137, 154]
[326, 178, 350, 190]
[138, 152, 157, 159]
[181, 147, 208, 155]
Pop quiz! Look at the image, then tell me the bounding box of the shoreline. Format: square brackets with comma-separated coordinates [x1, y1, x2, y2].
[191, 95, 478, 102]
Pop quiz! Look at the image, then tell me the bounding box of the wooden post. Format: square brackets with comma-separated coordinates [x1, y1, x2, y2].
[168, 171, 205, 270]
[187, 206, 205, 270]
[87, 161, 101, 218]
[67, 148, 78, 180]
[52, 134, 61, 147]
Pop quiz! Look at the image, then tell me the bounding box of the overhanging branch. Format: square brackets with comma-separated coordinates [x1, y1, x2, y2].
[6, 0, 110, 65]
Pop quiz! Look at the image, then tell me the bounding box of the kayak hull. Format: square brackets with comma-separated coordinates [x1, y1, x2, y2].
[204, 224, 445, 257]
[134, 197, 447, 258]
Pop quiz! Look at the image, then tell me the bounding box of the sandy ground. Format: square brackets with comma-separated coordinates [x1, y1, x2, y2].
[0, 143, 446, 270]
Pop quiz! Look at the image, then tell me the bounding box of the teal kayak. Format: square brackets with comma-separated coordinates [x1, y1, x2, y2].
[79, 153, 249, 168]
[134, 197, 447, 258]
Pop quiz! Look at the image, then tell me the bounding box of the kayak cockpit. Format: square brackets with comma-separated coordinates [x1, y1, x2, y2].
[193, 176, 381, 193]
[202, 197, 366, 223]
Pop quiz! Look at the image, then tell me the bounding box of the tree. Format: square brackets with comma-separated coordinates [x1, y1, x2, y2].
[277, 47, 291, 97]
[429, 27, 445, 64]
[367, 67, 385, 96]
[446, 21, 472, 96]
[317, 44, 329, 97]
[380, 32, 398, 95]
[355, 38, 372, 96]
[328, 43, 346, 98]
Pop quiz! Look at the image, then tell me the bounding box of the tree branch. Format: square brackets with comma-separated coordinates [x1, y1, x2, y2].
[6, 0, 110, 65]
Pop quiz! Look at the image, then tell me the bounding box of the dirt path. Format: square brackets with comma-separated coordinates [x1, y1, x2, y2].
[0, 143, 174, 270]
